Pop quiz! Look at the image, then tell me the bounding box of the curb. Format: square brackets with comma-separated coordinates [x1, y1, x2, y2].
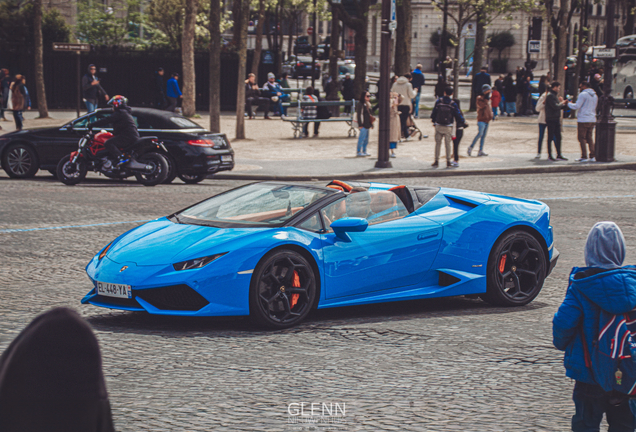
[213, 162, 636, 181]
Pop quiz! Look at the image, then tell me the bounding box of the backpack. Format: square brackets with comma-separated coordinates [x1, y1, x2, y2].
[585, 309, 636, 395]
[435, 100, 454, 125]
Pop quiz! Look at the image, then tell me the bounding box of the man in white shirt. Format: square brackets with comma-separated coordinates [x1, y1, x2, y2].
[567, 81, 598, 162]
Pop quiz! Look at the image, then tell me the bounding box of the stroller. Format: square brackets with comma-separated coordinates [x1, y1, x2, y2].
[404, 114, 426, 140]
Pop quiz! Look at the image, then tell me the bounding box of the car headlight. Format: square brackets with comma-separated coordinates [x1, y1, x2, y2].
[99, 241, 114, 260]
[173, 252, 227, 271]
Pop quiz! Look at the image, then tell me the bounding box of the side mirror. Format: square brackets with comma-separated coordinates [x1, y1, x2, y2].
[330, 217, 368, 242]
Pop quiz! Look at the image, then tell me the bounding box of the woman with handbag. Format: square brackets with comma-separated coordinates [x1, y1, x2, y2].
[356, 91, 374, 157]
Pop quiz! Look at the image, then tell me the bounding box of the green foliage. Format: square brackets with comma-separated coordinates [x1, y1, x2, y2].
[76, 0, 132, 46]
[0, 0, 71, 53]
[430, 30, 457, 50]
[488, 30, 515, 59]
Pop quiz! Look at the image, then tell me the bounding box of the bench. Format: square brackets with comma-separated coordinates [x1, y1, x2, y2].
[281, 100, 357, 138]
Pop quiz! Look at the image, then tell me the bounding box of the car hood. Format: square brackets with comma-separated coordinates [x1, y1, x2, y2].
[105, 217, 265, 266]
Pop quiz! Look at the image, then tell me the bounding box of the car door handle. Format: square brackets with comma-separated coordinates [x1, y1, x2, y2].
[417, 232, 438, 241]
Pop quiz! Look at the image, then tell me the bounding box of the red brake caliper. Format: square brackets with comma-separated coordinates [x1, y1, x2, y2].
[498, 255, 507, 273]
[290, 271, 300, 309]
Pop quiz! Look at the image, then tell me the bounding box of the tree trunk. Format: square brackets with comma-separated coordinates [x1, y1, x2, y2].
[181, 0, 197, 117]
[327, 7, 341, 116]
[251, 0, 266, 77]
[624, 0, 635, 37]
[394, 0, 412, 76]
[352, 19, 368, 99]
[287, 15, 295, 58]
[209, 0, 221, 132]
[547, 1, 554, 78]
[266, 11, 273, 49]
[453, 42, 460, 99]
[235, 0, 250, 139]
[470, 6, 485, 110]
[277, 0, 285, 75]
[33, 0, 49, 118]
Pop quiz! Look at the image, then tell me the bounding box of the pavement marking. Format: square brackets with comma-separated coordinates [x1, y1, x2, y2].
[0, 220, 151, 234]
[536, 194, 634, 201]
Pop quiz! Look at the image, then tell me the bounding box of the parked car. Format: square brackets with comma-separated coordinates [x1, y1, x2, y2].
[82, 179, 558, 329]
[615, 59, 636, 106]
[0, 108, 234, 184]
[293, 36, 313, 55]
[292, 56, 320, 79]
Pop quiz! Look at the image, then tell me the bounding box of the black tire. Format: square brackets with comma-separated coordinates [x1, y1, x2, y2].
[2, 143, 39, 178]
[481, 230, 547, 306]
[162, 155, 178, 184]
[249, 249, 317, 329]
[133, 152, 169, 186]
[178, 173, 206, 184]
[56, 154, 87, 186]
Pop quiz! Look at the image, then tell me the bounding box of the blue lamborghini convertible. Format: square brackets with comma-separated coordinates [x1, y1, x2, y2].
[82, 180, 559, 328]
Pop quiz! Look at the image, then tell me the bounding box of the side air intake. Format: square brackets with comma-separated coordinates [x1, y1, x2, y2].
[438, 271, 461, 287]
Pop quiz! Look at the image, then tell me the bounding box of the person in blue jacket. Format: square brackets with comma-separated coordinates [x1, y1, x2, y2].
[553, 221, 636, 432]
[166, 72, 182, 112]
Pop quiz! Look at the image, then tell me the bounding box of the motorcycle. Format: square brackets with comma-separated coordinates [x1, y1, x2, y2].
[56, 130, 169, 186]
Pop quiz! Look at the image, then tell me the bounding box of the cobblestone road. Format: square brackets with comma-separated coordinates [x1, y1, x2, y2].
[1, 171, 636, 431]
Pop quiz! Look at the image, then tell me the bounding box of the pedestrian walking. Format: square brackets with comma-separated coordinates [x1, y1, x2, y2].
[535, 90, 549, 159]
[0, 68, 9, 121]
[341, 73, 355, 113]
[472, 66, 491, 98]
[411, 64, 425, 118]
[553, 222, 636, 432]
[279, 73, 291, 90]
[81, 65, 109, 113]
[545, 81, 569, 161]
[153, 67, 166, 109]
[389, 91, 403, 158]
[301, 86, 317, 138]
[491, 87, 501, 119]
[451, 98, 468, 167]
[166, 73, 182, 113]
[430, 86, 465, 168]
[355, 91, 373, 156]
[503, 73, 517, 116]
[10, 75, 28, 131]
[467, 84, 493, 157]
[568, 81, 598, 162]
[538, 74, 549, 95]
[391, 73, 416, 139]
[434, 74, 446, 99]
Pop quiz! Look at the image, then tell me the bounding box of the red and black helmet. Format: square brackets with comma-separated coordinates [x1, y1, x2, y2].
[107, 95, 128, 109]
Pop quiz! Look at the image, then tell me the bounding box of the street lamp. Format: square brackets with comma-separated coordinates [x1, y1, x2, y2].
[375, 0, 393, 168]
[596, 0, 616, 162]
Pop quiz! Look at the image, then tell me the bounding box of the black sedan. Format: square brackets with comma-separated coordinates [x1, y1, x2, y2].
[0, 108, 234, 184]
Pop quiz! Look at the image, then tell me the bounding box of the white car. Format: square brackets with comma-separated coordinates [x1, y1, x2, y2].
[614, 59, 636, 103]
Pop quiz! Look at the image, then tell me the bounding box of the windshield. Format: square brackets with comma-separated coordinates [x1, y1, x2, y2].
[178, 183, 332, 227]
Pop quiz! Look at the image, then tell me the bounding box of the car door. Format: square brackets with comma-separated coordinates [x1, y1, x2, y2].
[319, 192, 443, 299]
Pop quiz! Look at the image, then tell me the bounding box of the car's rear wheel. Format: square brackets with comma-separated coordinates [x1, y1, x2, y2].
[249, 250, 316, 329]
[482, 230, 546, 306]
[178, 173, 206, 184]
[3, 143, 39, 178]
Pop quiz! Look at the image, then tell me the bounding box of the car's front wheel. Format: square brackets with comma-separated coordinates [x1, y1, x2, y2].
[2, 143, 39, 178]
[249, 250, 316, 329]
[482, 230, 546, 306]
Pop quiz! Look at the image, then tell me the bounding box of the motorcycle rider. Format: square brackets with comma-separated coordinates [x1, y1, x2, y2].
[89, 95, 139, 167]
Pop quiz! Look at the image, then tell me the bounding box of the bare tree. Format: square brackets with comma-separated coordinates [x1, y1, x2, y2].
[182, 0, 197, 117]
[33, 0, 49, 118]
[394, 0, 412, 76]
[549, 0, 579, 98]
[251, 0, 267, 76]
[209, 0, 221, 132]
[235, 0, 250, 139]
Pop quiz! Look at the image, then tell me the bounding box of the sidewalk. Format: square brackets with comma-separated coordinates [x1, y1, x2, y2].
[2, 109, 635, 181]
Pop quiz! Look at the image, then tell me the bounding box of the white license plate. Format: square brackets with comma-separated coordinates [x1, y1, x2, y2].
[221, 155, 233, 162]
[96, 281, 132, 299]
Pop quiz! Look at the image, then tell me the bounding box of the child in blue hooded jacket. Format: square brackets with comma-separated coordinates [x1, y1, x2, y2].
[553, 222, 636, 431]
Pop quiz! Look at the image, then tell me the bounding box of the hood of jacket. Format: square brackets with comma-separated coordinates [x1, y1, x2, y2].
[569, 267, 636, 314]
[585, 221, 625, 269]
[396, 76, 409, 84]
[412, 69, 423, 75]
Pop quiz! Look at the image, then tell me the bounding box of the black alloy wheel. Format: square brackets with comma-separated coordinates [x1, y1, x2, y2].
[3, 143, 39, 178]
[482, 230, 546, 306]
[249, 250, 316, 329]
[56, 154, 87, 186]
[178, 173, 207, 184]
[133, 152, 169, 186]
